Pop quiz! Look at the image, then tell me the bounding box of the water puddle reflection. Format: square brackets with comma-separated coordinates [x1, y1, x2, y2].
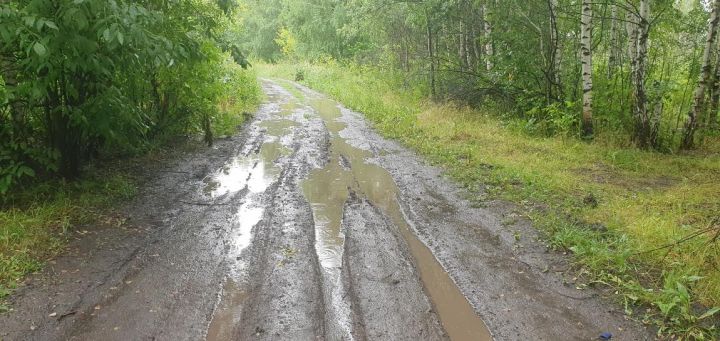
[260, 119, 299, 137]
[207, 106, 295, 340]
[203, 141, 288, 198]
[231, 203, 264, 258]
[301, 97, 492, 341]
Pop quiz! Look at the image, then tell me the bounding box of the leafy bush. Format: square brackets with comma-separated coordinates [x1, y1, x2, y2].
[0, 0, 260, 191]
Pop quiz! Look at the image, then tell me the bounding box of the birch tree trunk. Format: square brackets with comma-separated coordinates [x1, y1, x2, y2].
[710, 41, 720, 131]
[626, 11, 638, 75]
[580, 0, 593, 137]
[683, 0, 720, 148]
[459, 20, 468, 71]
[627, 0, 652, 148]
[549, 0, 562, 99]
[471, 9, 481, 71]
[426, 12, 437, 99]
[636, 0, 653, 146]
[608, 4, 622, 78]
[483, 2, 494, 71]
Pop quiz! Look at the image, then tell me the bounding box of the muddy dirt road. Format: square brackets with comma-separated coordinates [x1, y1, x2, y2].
[0, 81, 652, 340]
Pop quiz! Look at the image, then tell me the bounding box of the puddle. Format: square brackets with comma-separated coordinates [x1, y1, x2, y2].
[207, 100, 295, 340]
[280, 101, 300, 116]
[260, 119, 299, 136]
[203, 141, 288, 198]
[230, 202, 265, 260]
[206, 280, 247, 341]
[302, 98, 492, 341]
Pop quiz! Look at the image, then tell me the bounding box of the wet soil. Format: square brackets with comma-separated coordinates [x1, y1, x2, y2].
[0, 80, 653, 340]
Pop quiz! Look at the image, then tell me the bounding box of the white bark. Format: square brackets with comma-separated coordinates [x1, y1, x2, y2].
[684, 0, 720, 147]
[608, 4, 621, 78]
[636, 0, 651, 145]
[580, 0, 593, 136]
[549, 0, 562, 95]
[626, 0, 652, 147]
[483, 2, 493, 71]
[626, 10, 638, 73]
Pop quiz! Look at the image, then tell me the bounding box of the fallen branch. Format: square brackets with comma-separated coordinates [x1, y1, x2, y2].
[632, 217, 720, 256]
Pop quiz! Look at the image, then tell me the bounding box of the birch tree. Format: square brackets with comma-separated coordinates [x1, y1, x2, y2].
[483, 2, 494, 71]
[683, 0, 720, 148]
[608, 3, 622, 78]
[627, 0, 653, 148]
[580, 0, 593, 137]
[710, 41, 720, 131]
[549, 0, 562, 99]
[426, 10, 437, 98]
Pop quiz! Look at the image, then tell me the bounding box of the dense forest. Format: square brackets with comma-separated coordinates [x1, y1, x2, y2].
[241, 0, 720, 151]
[0, 0, 260, 192]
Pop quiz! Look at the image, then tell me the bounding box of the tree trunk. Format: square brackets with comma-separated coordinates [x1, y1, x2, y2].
[459, 20, 468, 71]
[471, 10, 481, 71]
[483, 2, 494, 71]
[580, 0, 593, 137]
[608, 4, 622, 78]
[710, 40, 720, 131]
[628, 1, 652, 148]
[548, 0, 562, 100]
[426, 13, 437, 99]
[464, 16, 472, 69]
[683, 0, 720, 148]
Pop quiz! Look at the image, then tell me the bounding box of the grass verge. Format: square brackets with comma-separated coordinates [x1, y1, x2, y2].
[0, 168, 137, 310]
[257, 61, 720, 339]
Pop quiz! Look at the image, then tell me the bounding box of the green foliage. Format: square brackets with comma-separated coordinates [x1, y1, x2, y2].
[238, 0, 284, 61]
[514, 101, 580, 137]
[0, 0, 260, 190]
[239, 0, 720, 150]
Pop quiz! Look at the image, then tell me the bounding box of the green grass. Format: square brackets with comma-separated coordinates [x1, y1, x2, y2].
[257, 61, 720, 338]
[0, 168, 138, 307]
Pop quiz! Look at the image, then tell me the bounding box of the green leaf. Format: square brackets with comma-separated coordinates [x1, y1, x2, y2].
[686, 275, 703, 282]
[33, 42, 47, 56]
[117, 32, 124, 45]
[698, 307, 720, 320]
[17, 166, 35, 178]
[22, 16, 36, 28]
[45, 20, 58, 30]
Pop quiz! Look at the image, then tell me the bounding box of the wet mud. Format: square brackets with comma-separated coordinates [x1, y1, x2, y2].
[0, 80, 653, 341]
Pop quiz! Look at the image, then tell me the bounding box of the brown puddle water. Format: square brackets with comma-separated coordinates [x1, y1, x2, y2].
[302, 98, 492, 341]
[260, 119, 299, 136]
[206, 280, 248, 340]
[206, 114, 292, 340]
